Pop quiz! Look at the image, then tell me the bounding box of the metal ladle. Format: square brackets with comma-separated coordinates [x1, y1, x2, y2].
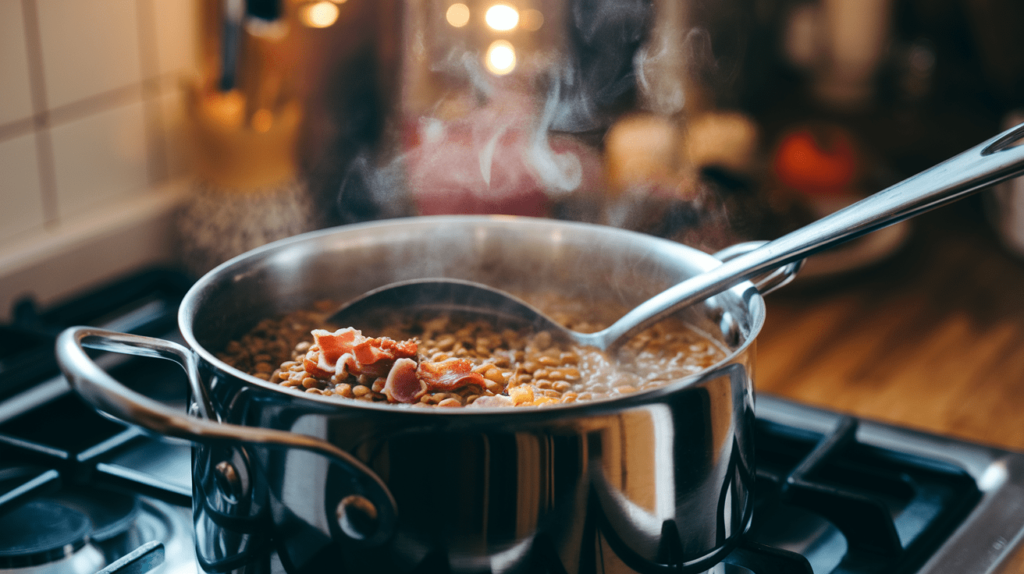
[331, 123, 1024, 353]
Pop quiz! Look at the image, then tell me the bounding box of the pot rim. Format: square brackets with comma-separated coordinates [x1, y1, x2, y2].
[178, 215, 765, 417]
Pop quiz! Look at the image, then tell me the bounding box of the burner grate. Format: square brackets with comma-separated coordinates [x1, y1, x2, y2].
[0, 268, 195, 574]
[0, 268, 189, 401]
[749, 415, 981, 573]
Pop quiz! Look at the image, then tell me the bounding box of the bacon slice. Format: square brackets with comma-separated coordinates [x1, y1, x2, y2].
[352, 337, 418, 376]
[315, 328, 361, 364]
[417, 358, 488, 392]
[300, 329, 495, 404]
[303, 352, 340, 380]
[383, 358, 425, 403]
[304, 328, 418, 380]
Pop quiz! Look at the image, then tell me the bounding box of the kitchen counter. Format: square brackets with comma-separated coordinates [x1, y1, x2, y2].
[756, 196, 1024, 451]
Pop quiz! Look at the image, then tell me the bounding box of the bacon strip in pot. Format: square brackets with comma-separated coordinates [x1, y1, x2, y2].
[383, 358, 425, 403]
[303, 328, 418, 380]
[417, 358, 488, 393]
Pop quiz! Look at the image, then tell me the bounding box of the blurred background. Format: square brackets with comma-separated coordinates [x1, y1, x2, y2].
[2, 0, 1024, 317]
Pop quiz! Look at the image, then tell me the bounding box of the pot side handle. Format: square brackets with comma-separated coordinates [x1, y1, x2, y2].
[713, 241, 803, 296]
[55, 326, 398, 542]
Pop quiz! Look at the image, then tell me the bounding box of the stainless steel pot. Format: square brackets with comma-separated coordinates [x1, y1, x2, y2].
[56, 216, 794, 574]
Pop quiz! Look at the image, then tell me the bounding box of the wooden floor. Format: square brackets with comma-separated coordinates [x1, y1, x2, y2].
[756, 197, 1024, 451]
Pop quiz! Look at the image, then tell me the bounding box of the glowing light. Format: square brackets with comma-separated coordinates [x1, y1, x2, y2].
[485, 4, 519, 31]
[301, 1, 339, 28]
[485, 40, 516, 75]
[446, 3, 470, 27]
[521, 8, 543, 31]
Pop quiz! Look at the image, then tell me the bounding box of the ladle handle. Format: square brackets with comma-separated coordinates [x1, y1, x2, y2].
[601, 122, 1024, 348]
[712, 241, 804, 296]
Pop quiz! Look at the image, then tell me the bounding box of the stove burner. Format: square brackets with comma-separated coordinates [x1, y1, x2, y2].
[49, 487, 141, 543]
[0, 500, 93, 568]
[0, 493, 193, 574]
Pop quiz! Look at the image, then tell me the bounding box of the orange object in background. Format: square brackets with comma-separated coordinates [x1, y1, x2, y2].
[773, 126, 858, 195]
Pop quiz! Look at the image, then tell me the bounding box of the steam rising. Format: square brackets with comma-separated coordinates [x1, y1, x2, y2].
[634, 0, 688, 116]
[551, 0, 652, 133]
[477, 123, 503, 187]
[531, 78, 584, 194]
[331, 0, 758, 254]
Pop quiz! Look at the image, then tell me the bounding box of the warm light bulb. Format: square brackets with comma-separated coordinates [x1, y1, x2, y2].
[302, 1, 339, 28]
[485, 40, 516, 75]
[485, 4, 519, 31]
[446, 3, 470, 27]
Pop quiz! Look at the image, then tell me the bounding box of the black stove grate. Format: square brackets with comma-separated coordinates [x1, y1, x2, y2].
[747, 416, 981, 573]
[0, 268, 195, 573]
[0, 268, 195, 513]
[0, 268, 192, 401]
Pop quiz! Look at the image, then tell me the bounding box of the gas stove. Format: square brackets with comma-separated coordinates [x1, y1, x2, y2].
[0, 270, 195, 574]
[2, 269, 1024, 574]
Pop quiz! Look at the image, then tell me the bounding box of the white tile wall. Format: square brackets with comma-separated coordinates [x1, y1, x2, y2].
[0, 0, 35, 127]
[51, 100, 149, 219]
[36, 0, 143, 109]
[0, 0, 197, 250]
[0, 133, 46, 243]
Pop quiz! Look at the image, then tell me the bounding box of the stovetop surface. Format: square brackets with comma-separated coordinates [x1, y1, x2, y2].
[2, 268, 1024, 574]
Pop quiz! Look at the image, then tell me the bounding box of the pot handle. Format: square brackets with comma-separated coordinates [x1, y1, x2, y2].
[713, 241, 803, 296]
[56, 326, 397, 542]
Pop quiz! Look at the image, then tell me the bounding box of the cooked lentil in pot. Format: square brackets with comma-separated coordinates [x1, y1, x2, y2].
[217, 297, 727, 408]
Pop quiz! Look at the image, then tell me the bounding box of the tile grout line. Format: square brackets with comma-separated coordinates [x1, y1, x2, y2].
[0, 118, 35, 143]
[45, 84, 145, 128]
[20, 0, 48, 127]
[0, 72, 184, 147]
[20, 0, 58, 227]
